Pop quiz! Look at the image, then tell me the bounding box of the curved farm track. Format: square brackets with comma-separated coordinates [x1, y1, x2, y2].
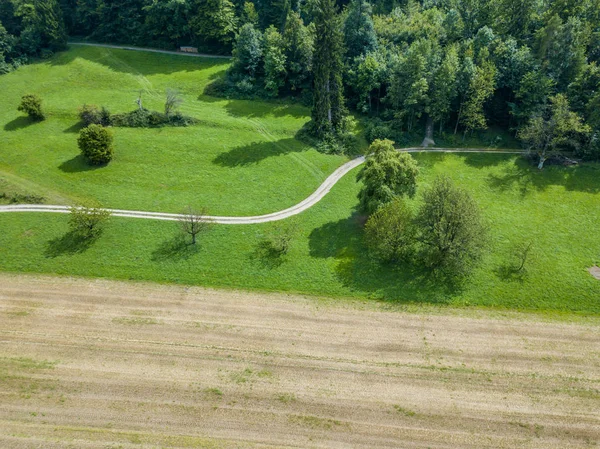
[0, 149, 523, 224]
[0, 275, 598, 448]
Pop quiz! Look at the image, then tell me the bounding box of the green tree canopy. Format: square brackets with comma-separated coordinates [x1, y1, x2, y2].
[357, 139, 419, 214]
[415, 175, 486, 278]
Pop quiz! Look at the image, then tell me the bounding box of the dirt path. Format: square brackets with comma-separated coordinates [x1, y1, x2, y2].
[0, 149, 524, 224]
[0, 274, 597, 448]
[68, 41, 232, 59]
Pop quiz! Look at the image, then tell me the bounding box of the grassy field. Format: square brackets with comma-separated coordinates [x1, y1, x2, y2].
[0, 45, 346, 215]
[1, 45, 599, 314]
[1, 152, 599, 314]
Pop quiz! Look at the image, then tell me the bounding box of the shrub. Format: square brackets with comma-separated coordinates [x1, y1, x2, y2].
[365, 119, 393, 143]
[17, 94, 45, 120]
[415, 175, 486, 278]
[77, 124, 114, 165]
[110, 108, 198, 128]
[79, 104, 111, 126]
[364, 199, 415, 264]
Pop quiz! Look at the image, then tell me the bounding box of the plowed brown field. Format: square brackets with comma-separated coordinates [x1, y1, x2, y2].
[0, 274, 598, 448]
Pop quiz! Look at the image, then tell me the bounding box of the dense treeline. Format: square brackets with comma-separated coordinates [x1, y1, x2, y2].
[225, 0, 600, 159]
[1, 0, 599, 160]
[0, 0, 67, 73]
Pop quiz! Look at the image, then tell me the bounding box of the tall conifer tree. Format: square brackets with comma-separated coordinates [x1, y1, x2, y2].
[311, 0, 346, 137]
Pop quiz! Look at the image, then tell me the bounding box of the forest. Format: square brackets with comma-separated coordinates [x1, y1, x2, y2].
[1, 0, 599, 161]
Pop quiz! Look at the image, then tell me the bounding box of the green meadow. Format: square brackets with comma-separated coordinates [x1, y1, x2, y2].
[1, 46, 599, 315]
[1, 45, 346, 215]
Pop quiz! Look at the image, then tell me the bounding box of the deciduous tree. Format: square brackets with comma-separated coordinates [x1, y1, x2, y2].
[357, 139, 419, 214]
[415, 175, 486, 278]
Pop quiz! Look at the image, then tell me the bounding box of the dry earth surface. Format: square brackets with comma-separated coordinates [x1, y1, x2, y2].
[0, 274, 598, 449]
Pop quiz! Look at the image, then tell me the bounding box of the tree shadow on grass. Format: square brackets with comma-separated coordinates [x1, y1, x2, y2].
[59, 155, 104, 173]
[461, 152, 517, 169]
[494, 264, 528, 283]
[63, 121, 85, 133]
[249, 240, 286, 269]
[308, 213, 458, 304]
[213, 138, 304, 167]
[4, 116, 37, 131]
[44, 231, 98, 258]
[151, 235, 198, 262]
[487, 158, 600, 195]
[47, 45, 230, 76]
[224, 100, 307, 119]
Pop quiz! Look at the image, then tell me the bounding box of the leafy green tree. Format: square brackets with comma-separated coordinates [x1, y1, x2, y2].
[415, 175, 486, 277]
[0, 22, 16, 73]
[93, 0, 146, 45]
[142, 0, 192, 48]
[230, 23, 263, 78]
[460, 59, 496, 136]
[257, 0, 290, 30]
[311, 0, 346, 137]
[357, 139, 419, 214]
[364, 198, 415, 264]
[282, 11, 313, 94]
[77, 124, 114, 165]
[241, 1, 259, 26]
[453, 54, 476, 134]
[34, 0, 67, 51]
[190, 0, 238, 47]
[263, 25, 286, 96]
[17, 93, 44, 120]
[442, 9, 465, 42]
[352, 51, 385, 113]
[495, 0, 535, 40]
[343, 0, 377, 61]
[387, 40, 432, 132]
[492, 38, 534, 93]
[567, 63, 600, 116]
[535, 15, 589, 90]
[519, 94, 590, 168]
[511, 70, 555, 127]
[427, 43, 459, 139]
[69, 204, 111, 239]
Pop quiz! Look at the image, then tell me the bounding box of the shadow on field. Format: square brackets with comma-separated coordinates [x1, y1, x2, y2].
[225, 100, 307, 119]
[249, 241, 286, 269]
[308, 213, 456, 304]
[4, 116, 37, 131]
[151, 235, 198, 262]
[63, 122, 85, 133]
[487, 158, 600, 195]
[59, 155, 104, 173]
[48, 45, 230, 77]
[213, 138, 305, 167]
[44, 232, 98, 258]
[461, 152, 515, 168]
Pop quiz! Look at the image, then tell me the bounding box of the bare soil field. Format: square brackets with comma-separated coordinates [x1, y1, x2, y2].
[0, 274, 598, 448]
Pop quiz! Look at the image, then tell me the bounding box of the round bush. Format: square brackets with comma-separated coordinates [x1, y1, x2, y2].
[17, 94, 45, 120]
[77, 124, 114, 165]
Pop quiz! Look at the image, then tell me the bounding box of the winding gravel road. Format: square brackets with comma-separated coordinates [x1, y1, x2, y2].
[0, 149, 523, 224]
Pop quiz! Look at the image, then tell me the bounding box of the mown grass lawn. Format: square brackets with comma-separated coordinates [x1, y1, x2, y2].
[1, 153, 599, 315]
[0, 45, 346, 215]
